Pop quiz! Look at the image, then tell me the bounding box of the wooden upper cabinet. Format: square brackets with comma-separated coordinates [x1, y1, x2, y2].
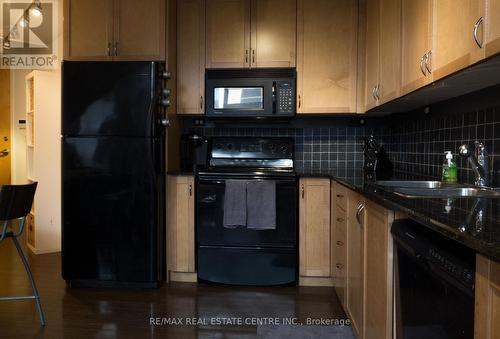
[364, 200, 394, 339]
[64, 0, 165, 61]
[299, 178, 331, 278]
[206, 0, 251, 68]
[401, 0, 433, 95]
[206, 0, 296, 69]
[364, 0, 380, 111]
[251, 0, 296, 67]
[378, 0, 401, 104]
[485, 0, 500, 58]
[114, 0, 166, 61]
[64, 0, 114, 60]
[432, 0, 484, 81]
[177, 0, 205, 114]
[297, 0, 358, 114]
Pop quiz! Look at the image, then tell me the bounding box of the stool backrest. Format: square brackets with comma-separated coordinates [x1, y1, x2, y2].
[0, 183, 37, 220]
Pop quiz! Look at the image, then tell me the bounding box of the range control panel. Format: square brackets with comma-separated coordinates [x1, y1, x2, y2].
[211, 137, 294, 160]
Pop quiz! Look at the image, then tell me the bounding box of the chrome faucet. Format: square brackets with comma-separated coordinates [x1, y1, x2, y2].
[458, 141, 489, 187]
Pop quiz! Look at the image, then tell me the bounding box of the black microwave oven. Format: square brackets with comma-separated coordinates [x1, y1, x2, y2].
[205, 68, 296, 118]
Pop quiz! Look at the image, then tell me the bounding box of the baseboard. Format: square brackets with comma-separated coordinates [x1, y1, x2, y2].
[298, 276, 335, 287]
[169, 271, 197, 283]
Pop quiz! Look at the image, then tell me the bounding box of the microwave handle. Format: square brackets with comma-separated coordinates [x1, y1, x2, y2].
[272, 81, 277, 114]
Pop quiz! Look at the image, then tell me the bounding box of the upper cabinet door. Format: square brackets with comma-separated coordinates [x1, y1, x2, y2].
[250, 0, 296, 68]
[401, 0, 433, 95]
[432, 0, 484, 81]
[206, 0, 251, 68]
[114, 0, 166, 61]
[177, 0, 206, 114]
[485, 0, 500, 58]
[379, 0, 401, 104]
[64, 0, 114, 61]
[364, 0, 380, 111]
[296, 0, 358, 114]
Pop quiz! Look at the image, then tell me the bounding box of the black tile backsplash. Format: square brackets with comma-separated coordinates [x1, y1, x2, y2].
[183, 84, 500, 187]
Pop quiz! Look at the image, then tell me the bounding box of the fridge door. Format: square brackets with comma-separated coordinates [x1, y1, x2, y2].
[62, 61, 162, 137]
[62, 136, 165, 284]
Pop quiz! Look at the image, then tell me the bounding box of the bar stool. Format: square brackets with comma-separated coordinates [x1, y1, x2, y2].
[0, 182, 45, 326]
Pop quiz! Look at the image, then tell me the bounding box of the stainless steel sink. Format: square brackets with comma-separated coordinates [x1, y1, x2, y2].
[373, 180, 500, 198]
[374, 180, 446, 189]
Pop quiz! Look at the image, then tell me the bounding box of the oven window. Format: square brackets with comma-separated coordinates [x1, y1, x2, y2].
[213, 87, 264, 110]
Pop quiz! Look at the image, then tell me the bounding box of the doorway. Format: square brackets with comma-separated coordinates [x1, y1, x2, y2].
[0, 70, 11, 185]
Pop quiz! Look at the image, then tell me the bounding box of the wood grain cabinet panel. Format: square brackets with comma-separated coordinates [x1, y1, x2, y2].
[114, 0, 166, 61]
[364, 200, 394, 339]
[346, 190, 365, 338]
[251, 0, 296, 68]
[296, 0, 358, 114]
[485, 0, 500, 58]
[401, 0, 433, 95]
[167, 175, 195, 274]
[64, 0, 165, 61]
[432, 0, 484, 81]
[475, 255, 500, 339]
[206, 0, 251, 68]
[299, 178, 331, 278]
[64, 0, 114, 60]
[177, 0, 205, 114]
[331, 182, 347, 308]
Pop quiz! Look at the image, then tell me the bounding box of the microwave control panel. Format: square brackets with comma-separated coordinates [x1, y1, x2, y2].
[276, 81, 295, 114]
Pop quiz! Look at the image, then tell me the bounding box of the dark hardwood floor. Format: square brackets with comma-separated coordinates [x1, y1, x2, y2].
[0, 239, 346, 338]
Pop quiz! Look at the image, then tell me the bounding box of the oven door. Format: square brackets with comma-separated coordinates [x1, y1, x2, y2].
[196, 173, 297, 248]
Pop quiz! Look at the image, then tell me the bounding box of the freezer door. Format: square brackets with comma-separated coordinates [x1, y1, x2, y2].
[62, 61, 162, 137]
[61, 136, 165, 283]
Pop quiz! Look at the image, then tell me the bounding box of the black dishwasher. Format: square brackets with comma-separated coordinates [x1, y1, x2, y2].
[392, 220, 475, 339]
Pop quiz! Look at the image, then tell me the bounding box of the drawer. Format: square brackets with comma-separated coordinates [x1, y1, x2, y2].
[26, 213, 35, 247]
[335, 184, 348, 212]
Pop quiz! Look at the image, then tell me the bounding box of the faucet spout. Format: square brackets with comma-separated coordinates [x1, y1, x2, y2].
[459, 141, 489, 187]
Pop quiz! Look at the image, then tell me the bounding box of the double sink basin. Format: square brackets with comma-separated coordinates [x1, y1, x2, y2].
[373, 180, 500, 198]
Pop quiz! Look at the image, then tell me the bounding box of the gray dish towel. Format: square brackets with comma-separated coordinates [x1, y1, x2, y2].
[223, 180, 247, 228]
[247, 180, 276, 230]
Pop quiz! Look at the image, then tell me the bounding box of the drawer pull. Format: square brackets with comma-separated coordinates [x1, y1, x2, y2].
[336, 240, 344, 246]
[336, 263, 344, 269]
[336, 217, 344, 222]
[336, 194, 344, 198]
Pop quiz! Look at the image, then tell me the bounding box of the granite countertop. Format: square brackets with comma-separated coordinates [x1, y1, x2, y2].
[298, 170, 500, 263]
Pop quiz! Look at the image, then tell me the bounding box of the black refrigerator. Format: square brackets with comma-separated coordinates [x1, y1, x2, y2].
[61, 61, 168, 288]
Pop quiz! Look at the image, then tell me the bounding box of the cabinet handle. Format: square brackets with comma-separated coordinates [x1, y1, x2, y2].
[252, 49, 255, 64]
[189, 184, 192, 196]
[301, 184, 304, 199]
[336, 263, 344, 269]
[473, 17, 484, 48]
[356, 203, 365, 226]
[372, 86, 377, 100]
[336, 217, 344, 222]
[420, 55, 426, 76]
[114, 42, 118, 56]
[336, 194, 344, 198]
[298, 95, 301, 109]
[107, 42, 111, 56]
[245, 49, 249, 64]
[425, 50, 432, 74]
[336, 240, 344, 246]
[200, 96, 204, 110]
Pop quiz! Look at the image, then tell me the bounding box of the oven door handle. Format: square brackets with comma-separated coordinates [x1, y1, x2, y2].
[197, 176, 297, 183]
